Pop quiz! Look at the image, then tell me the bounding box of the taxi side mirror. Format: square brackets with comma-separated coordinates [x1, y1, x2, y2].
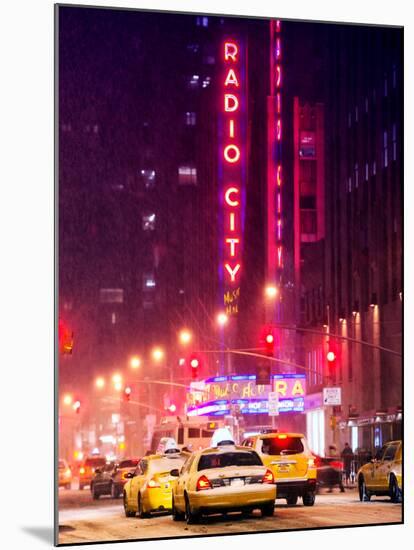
[170, 469, 180, 477]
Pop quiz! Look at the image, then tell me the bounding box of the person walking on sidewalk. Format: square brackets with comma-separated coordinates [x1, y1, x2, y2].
[341, 443, 354, 486]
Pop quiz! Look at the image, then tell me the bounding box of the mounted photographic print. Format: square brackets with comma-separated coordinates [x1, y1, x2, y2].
[56, 3, 403, 545]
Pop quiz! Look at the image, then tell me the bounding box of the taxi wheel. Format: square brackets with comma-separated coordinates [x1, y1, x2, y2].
[123, 492, 135, 518]
[358, 476, 371, 502]
[389, 475, 402, 503]
[138, 494, 150, 518]
[184, 494, 199, 524]
[172, 497, 185, 521]
[286, 495, 298, 506]
[261, 502, 275, 517]
[303, 492, 316, 506]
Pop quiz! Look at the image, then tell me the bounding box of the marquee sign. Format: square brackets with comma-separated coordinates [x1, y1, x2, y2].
[219, 37, 247, 316]
[186, 374, 306, 416]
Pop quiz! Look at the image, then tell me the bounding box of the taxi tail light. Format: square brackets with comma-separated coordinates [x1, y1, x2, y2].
[147, 477, 161, 489]
[307, 457, 316, 468]
[262, 469, 274, 484]
[196, 475, 212, 491]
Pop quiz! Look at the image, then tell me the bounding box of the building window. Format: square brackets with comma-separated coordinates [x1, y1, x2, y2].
[392, 124, 397, 161]
[365, 97, 369, 113]
[365, 162, 369, 181]
[187, 43, 199, 53]
[202, 76, 211, 88]
[348, 176, 352, 193]
[196, 16, 208, 27]
[300, 210, 317, 235]
[384, 76, 388, 97]
[355, 106, 358, 123]
[392, 64, 397, 88]
[204, 55, 215, 65]
[185, 112, 196, 126]
[383, 131, 388, 168]
[347, 112, 351, 128]
[143, 274, 156, 290]
[142, 213, 156, 231]
[372, 160, 377, 176]
[100, 288, 124, 303]
[354, 163, 359, 188]
[140, 169, 156, 189]
[178, 166, 197, 185]
[188, 74, 200, 88]
[111, 312, 117, 325]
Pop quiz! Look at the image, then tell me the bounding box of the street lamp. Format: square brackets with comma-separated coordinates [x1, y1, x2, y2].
[130, 356, 141, 369]
[265, 285, 278, 299]
[95, 376, 105, 389]
[179, 329, 192, 345]
[217, 312, 228, 326]
[152, 347, 164, 362]
[62, 393, 73, 406]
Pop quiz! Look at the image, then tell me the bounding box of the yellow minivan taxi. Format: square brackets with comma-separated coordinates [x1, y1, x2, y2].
[241, 431, 317, 506]
[357, 440, 402, 502]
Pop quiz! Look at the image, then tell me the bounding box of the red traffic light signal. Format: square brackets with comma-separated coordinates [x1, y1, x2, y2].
[124, 386, 132, 401]
[189, 355, 201, 379]
[265, 332, 274, 357]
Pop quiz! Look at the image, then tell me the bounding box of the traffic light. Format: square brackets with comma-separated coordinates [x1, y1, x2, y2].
[189, 355, 200, 379]
[124, 386, 132, 401]
[265, 332, 274, 357]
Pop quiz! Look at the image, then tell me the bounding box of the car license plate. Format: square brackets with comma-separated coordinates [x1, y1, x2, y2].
[277, 465, 290, 472]
[231, 478, 244, 487]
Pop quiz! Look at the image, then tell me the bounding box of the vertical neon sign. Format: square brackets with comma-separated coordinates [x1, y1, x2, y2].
[267, 20, 283, 321]
[220, 37, 246, 316]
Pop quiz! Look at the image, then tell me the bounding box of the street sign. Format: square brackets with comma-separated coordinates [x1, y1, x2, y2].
[323, 387, 342, 406]
[268, 391, 279, 416]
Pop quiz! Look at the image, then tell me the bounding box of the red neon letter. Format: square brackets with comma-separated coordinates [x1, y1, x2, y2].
[224, 42, 238, 62]
[277, 193, 281, 213]
[276, 38, 281, 59]
[225, 263, 241, 282]
[224, 68, 239, 87]
[277, 165, 282, 186]
[224, 144, 240, 163]
[277, 246, 283, 267]
[225, 187, 240, 207]
[276, 119, 282, 141]
[276, 93, 281, 114]
[225, 238, 240, 257]
[276, 65, 282, 87]
[229, 212, 235, 231]
[224, 94, 239, 112]
[276, 20, 281, 33]
[229, 120, 235, 138]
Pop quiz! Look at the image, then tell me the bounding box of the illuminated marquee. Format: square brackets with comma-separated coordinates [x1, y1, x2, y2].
[220, 38, 246, 315]
[186, 374, 306, 416]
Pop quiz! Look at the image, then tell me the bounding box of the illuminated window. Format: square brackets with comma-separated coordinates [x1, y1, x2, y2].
[196, 16, 209, 27]
[142, 213, 156, 231]
[140, 169, 156, 189]
[178, 166, 197, 185]
[143, 274, 156, 290]
[202, 76, 211, 88]
[383, 131, 388, 168]
[188, 74, 200, 88]
[348, 176, 352, 193]
[100, 288, 124, 303]
[365, 163, 369, 181]
[372, 161, 376, 176]
[354, 163, 359, 188]
[365, 97, 369, 113]
[392, 124, 397, 161]
[185, 112, 196, 126]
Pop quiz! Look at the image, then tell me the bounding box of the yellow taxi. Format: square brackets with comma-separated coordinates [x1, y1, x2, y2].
[123, 450, 187, 518]
[58, 459, 72, 489]
[357, 440, 402, 502]
[241, 431, 317, 506]
[170, 441, 277, 524]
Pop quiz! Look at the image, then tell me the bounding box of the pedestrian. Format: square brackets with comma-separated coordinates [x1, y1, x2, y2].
[325, 445, 344, 493]
[327, 444, 337, 457]
[341, 443, 354, 486]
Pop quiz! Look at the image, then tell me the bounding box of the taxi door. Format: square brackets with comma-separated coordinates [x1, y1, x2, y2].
[367, 446, 387, 490]
[128, 460, 147, 508]
[174, 455, 194, 511]
[375, 443, 399, 490]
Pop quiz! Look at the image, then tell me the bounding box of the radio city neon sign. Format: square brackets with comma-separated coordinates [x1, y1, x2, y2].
[223, 40, 243, 285]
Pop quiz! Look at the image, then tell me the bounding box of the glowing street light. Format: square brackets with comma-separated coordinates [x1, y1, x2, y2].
[114, 381, 123, 392]
[112, 373, 122, 384]
[95, 377, 105, 389]
[63, 393, 73, 406]
[265, 285, 278, 299]
[179, 329, 192, 345]
[130, 356, 141, 369]
[152, 347, 165, 362]
[217, 312, 228, 326]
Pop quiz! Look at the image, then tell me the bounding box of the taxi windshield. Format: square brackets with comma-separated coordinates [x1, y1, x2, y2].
[198, 451, 262, 471]
[261, 437, 304, 455]
[149, 456, 186, 474]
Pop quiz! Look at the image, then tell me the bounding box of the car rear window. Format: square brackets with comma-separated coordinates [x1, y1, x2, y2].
[261, 437, 304, 455]
[85, 457, 106, 467]
[198, 451, 262, 471]
[149, 456, 186, 474]
[119, 459, 139, 469]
